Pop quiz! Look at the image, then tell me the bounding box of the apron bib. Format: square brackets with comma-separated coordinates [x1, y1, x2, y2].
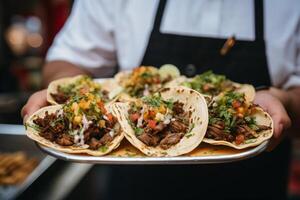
[106, 1, 291, 199]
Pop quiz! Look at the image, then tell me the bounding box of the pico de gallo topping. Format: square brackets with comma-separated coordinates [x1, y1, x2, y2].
[206, 91, 271, 145]
[122, 66, 173, 97]
[128, 94, 191, 149]
[27, 93, 120, 151]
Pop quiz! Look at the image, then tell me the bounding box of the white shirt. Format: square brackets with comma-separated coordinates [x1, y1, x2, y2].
[46, 0, 300, 89]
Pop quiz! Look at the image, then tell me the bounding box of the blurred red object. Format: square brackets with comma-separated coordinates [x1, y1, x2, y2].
[44, 0, 70, 49]
[289, 159, 300, 196]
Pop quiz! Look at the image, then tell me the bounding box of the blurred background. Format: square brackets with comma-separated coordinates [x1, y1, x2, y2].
[0, 0, 70, 124]
[0, 0, 299, 199]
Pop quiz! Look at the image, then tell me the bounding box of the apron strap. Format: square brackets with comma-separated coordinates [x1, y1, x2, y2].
[254, 0, 264, 40]
[152, 0, 167, 32]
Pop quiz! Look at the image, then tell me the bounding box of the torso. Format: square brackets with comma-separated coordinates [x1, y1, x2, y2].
[105, 1, 291, 199]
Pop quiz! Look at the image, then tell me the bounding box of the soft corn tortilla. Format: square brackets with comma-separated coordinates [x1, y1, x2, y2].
[112, 86, 209, 157]
[203, 107, 273, 149]
[25, 105, 124, 156]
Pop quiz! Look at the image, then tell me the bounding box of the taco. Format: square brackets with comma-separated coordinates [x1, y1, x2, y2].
[113, 86, 208, 156]
[204, 91, 273, 149]
[114, 65, 181, 98]
[26, 93, 124, 156]
[47, 75, 111, 105]
[172, 71, 255, 103]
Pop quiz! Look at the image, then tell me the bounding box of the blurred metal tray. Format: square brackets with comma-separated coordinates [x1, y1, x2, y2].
[37, 140, 269, 165]
[0, 127, 56, 200]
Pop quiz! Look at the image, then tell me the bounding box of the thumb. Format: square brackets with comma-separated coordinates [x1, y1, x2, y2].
[21, 89, 48, 123]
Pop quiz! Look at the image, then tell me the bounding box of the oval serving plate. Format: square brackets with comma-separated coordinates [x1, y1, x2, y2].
[37, 140, 269, 165]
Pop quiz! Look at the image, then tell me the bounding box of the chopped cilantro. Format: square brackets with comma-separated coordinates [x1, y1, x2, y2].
[184, 71, 228, 95]
[26, 123, 41, 131]
[208, 91, 247, 131]
[142, 94, 174, 109]
[185, 123, 195, 138]
[188, 123, 195, 133]
[142, 95, 162, 107]
[141, 72, 153, 79]
[134, 127, 144, 135]
[185, 132, 194, 138]
[99, 145, 108, 152]
[164, 99, 174, 109]
[245, 139, 257, 144]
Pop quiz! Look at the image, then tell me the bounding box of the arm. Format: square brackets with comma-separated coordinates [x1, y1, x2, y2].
[42, 61, 90, 86]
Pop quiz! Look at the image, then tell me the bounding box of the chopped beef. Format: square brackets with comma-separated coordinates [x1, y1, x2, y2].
[138, 133, 160, 146]
[56, 134, 74, 146]
[88, 138, 101, 150]
[152, 122, 166, 135]
[169, 120, 188, 133]
[98, 133, 113, 146]
[257, 125, 271, 131]
[206, 125, 235, 142]
[33, 110, 118, 150]
[160, 132, 184, 150]
[206, 120, 270, 144]
[50, 92, 69, 104]
[84, 125, 103, 141]
[51, 123, 65, 133]
[33, 111, 56, 127]
[161, 75, 172, 84]
[240, 125, 258, 138]
[172, 102, 184, 115]
[40, 131, 56, 142]
[101, 90, 109, 102]
[88, 133, 114, 150]
[131, 101, 189, 149]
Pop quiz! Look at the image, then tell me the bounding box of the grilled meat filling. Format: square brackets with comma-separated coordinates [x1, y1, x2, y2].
[50, 76, 109, 104]
[129, 97, 189, 150]
[33, 111, 118, 150]
[31, 93, 119, 150]
[206, 91, 271, 145]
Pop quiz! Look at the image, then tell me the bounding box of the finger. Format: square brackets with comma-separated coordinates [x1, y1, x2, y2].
[266, 124, 283, 151]
[21, 89, 48, 123]
[271, 113, 285, 139]
[256, 95, 290, 138]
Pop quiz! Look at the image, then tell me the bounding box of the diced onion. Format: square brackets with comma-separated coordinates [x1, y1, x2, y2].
[137, 106, 145, 127]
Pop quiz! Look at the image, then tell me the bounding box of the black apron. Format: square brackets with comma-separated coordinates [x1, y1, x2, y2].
[106, 1, 291, 199]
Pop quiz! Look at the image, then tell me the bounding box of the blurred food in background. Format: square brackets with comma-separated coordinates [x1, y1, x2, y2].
[0, 152, 38, 185]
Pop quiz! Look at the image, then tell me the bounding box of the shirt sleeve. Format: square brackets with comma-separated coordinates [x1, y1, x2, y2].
[282, 17, 300, 89]
[46, 0, 117, 76]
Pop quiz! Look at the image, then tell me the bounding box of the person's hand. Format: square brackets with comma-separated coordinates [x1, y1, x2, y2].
[21, 89, 48, 123]
[254, 90, 291, 151]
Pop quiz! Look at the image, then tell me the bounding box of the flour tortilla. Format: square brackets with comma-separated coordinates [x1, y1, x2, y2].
[203, 106, 273, 149]
[112, 86, 209, 157]
[47, 76, 80, 105]
[167, 76, 255, 103]
[47, 75, 121, 105]
[114, 66, 158, 86]
[25, 104, 124, 156]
